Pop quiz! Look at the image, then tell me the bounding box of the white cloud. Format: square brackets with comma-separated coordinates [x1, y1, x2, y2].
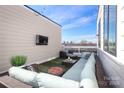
[62, 14, 96, 30]
[49, 12, 77, 24]
[79, 34, 96, 43]
[79, 34, 96, 39]
[48, 6, 84, 24]
[43, 5, 97, 24]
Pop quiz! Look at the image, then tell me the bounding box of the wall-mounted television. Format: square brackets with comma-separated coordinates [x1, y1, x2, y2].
[36, 35, 48, 45]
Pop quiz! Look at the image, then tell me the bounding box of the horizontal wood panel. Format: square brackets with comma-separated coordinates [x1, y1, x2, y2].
[0, 5, 61, 72]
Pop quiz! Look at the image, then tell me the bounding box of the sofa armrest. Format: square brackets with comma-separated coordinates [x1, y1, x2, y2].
[9, 67, 38, 87]
[36, 73, 79, 88]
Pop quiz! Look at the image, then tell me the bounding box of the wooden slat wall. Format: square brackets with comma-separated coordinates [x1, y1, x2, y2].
[0, 6, 61, 72]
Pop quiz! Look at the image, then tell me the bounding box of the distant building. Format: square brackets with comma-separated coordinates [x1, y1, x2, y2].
[62, 42, 96, 52]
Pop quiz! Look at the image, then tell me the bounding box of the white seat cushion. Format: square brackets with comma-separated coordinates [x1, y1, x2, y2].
[36, 73, 79, 88]
[80, 78, 98, 88]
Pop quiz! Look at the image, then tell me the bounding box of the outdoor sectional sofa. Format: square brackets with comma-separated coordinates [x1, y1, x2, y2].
[8, 53, 98, 88]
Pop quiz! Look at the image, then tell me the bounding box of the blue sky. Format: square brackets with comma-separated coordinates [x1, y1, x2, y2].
[28, 5, 98, 43]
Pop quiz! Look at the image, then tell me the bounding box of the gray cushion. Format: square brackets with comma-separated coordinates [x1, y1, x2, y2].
[62, 57, 87, 81]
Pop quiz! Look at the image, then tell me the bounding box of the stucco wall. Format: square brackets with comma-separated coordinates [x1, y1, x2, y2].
[117, 5, 124, 61]
[0, 6, 61, 73]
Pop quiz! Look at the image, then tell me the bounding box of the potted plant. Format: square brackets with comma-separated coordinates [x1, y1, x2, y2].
[11, 56, 27, 66]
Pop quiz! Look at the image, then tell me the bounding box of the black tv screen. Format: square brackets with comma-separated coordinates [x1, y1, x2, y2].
[36, 35, 48, 45]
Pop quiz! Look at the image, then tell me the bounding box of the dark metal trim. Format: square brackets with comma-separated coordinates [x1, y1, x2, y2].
[24, 5, 61, 27]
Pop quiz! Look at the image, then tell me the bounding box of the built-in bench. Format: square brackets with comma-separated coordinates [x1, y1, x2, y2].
[7, 53, 98, 88]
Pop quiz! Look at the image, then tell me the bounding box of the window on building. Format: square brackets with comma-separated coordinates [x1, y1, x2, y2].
[108, 5, 117, 56]
[103, 5, 117, 56]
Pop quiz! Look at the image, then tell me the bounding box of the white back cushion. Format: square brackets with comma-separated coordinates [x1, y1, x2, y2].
[80, 78, 98, 88]
[36, 73, 79, 88]
[9, 67, 38, 87]
[80, 53, 98, 88]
